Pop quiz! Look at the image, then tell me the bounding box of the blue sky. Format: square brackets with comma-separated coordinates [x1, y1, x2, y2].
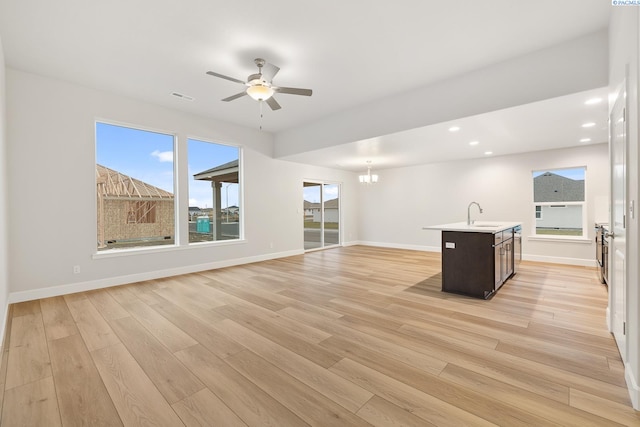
[96, 122, 239, 208]
[533, 167, 585, 180]
[188, 138, 239, 208]
[303, 183, 339, 203]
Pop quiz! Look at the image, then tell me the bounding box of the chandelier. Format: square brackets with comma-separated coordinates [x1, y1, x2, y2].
[359, 161, 379, 184]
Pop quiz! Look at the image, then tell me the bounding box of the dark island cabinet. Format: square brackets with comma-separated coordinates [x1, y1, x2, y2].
[441, 228, 516, 299]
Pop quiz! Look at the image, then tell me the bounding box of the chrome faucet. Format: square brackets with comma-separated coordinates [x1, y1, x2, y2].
[467, 201, 483, 225]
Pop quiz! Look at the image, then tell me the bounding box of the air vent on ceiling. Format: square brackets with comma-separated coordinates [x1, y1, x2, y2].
[171, 92, 194, 101]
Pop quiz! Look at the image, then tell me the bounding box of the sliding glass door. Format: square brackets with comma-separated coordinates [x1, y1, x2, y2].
[303, 181, 340, 250]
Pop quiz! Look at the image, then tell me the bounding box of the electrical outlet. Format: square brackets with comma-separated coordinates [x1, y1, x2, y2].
[73, 265, 81, 274]
[270, 242, 274, 249]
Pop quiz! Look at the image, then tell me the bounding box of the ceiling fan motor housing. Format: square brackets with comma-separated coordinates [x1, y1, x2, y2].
[247, 73, 267, 85]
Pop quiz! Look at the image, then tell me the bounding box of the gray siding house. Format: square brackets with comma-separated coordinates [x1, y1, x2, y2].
[534, 172, 585, 230]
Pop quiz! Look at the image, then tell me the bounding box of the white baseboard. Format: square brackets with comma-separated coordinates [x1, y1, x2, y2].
[354, 240, 441, 253]
[625, 363, 640, 410]
[521, 254, 594, 267]
[5, 242, 594, 303]
[8, 249, 303, 304]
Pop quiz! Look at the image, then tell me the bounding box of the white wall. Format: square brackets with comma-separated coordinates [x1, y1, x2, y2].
[0, 37, 9, 344]
[609, 6, 640, 409]
[5, 69, 359, 301]
[357, 144, 609, 266]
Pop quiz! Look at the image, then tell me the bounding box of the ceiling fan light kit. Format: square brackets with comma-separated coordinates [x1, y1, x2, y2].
[246, 84, 274, 101]
[207, 58, 312, 111]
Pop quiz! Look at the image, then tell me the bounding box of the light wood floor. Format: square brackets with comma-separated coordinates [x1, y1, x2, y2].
[0, 246, 637, 426]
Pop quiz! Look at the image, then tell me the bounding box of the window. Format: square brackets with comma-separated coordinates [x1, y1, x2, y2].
[126, 201, 157, 224]
[188, 139, 241, 243]
[303, 181, 340, 250]
[533, 167, 586, 237]
[96, 122, 175, 251]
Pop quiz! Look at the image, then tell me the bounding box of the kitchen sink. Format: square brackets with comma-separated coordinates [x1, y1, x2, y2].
[472, 224, 502, 228]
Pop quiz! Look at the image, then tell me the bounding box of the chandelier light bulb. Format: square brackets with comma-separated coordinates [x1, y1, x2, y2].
[358, 161, 379, 184]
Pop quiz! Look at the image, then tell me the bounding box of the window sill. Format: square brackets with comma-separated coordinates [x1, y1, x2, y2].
[527, 235, 591, 244]
[93, 238, 247, 259]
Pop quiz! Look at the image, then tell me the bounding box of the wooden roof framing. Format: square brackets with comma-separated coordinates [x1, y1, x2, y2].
[96, 164, 173, 199]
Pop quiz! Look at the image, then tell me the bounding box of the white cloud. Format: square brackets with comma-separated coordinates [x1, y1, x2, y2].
[324, 186, 339, 198]
[189, 198, 210, 208]
[151, 150, 173, 163]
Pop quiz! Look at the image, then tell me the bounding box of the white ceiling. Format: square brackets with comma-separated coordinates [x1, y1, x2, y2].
[280, 87, 610, 171]
[0, 0, 611, 168]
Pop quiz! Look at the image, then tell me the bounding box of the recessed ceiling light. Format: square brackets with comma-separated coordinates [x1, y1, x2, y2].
[580, 138, 591, 143]
[585, 97, 602, 105]
[448, 126, 461, 132]
[484, 151, 493, 155]
[582, 122, 596, 128]
[469, 141, 479, 146]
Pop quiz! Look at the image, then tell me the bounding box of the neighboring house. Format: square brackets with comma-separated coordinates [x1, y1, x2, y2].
[534, 172, 585, 229]
[304, 198, 339, 223]
[194, 159, 239, 183]
[193, 160, 240, 239]
[96, 164, 174, 248]
[222, 205, 239, 219]
[303, 200, 319, 220]
[188, 206, 202, 221]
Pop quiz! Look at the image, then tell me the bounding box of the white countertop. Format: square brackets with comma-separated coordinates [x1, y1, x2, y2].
[423, 221, 522, 233]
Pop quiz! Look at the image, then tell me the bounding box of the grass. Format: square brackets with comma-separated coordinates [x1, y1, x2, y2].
[536, 228, 583, 236]
[304, 221, 339, 230]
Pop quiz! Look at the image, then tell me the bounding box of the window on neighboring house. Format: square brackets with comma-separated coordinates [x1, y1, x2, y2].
[96, 122, 175, 251]
[533, 167, 586, 237]
[126, 201, 157, 224]
[188, 138, 241, 243]
[535, 205, 542, 220]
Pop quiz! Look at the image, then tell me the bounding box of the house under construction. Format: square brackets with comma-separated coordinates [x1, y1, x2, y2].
[96, 164, 174, 249]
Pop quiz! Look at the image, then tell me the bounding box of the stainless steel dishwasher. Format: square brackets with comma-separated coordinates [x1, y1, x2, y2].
[513, 225, 522, 272]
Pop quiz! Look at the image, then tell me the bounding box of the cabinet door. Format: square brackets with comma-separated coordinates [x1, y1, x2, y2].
[442, 231, 494, 298]
[505, 238, 514, 278]
[500, 243, 507, 286]
[494, 243, 502, 288]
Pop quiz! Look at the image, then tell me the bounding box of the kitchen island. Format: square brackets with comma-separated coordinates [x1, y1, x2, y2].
[423, 221, 522, 299]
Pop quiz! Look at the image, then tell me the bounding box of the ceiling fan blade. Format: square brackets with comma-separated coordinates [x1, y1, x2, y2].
[266, 96, 281, 111]
[206, 71, 246, 85]
[274, 86, 312, 96]
[262, 62, 280, 82]
[222, 91, 247, 102]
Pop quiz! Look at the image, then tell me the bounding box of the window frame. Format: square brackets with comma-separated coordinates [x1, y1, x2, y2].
[95, 120, 177, 253]
[186, 136, 245, 246]
[93, 120, 246, 258]
[531, 166, 588, 241]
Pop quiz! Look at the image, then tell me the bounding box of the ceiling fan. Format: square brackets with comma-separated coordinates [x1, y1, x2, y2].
[206, 58, 312, 111]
